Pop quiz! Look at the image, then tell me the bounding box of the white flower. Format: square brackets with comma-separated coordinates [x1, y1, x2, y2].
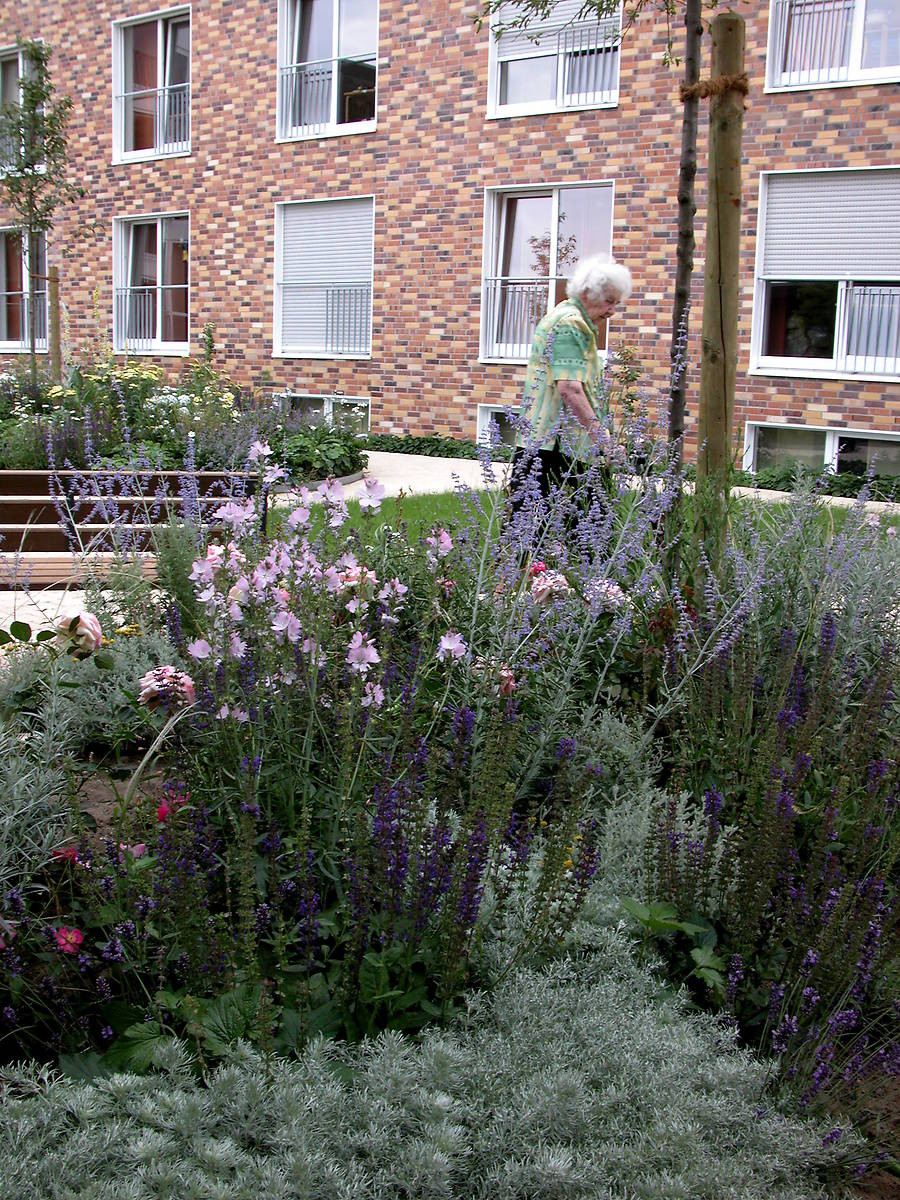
[55, 610, 103, 654]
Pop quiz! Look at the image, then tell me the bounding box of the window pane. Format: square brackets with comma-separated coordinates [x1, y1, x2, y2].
[0, 57, 18, 104]
[836, 435, 900, 476]
[756, 426, 826, 471]
[162, 218, 188, 344]
[501, 195, 552, 279]
[339, 0, 377, 58]
[124, 21, 158, 151]
[556, 187, 613, 276]
[297, 0, 334, 62]
[337, 57, 375, 123]
[862, 0, 900, 70]
[780, 0, 852, 80]
[166, 19, 190, 86]
[500, 56, 555, 104]
[764, 281, 837, 358]
[1, 232, 23, 341]
[127, 223, 157, 343]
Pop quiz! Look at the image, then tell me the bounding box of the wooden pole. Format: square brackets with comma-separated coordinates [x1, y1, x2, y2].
[696, 11, 746, 569]
[48, 265, 62, 384]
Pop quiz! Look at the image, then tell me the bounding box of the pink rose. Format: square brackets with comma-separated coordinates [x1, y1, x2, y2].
[55, 926, 84, 954]
[530, 570, 572, 604]
[55, 610, 103, 654]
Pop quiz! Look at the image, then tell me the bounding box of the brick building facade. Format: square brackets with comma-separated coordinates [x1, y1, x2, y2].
[0, 0, 898, 472]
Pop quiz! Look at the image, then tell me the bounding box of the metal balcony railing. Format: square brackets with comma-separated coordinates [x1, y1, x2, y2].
[278, 55, 377, 138]
[117, 82, 191, 155]
[483, 276, 555, 359]
[278, 282, 372, 355]
[845, 285, 900, 375]
[114, 285, 189, 351]
[0, 290, 48, 348]
[769, 0, 854, 86]
[559, 20, 620, 105]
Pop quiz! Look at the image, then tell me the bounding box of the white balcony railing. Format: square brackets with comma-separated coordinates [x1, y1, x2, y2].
[559, 21, 620, 106]
[114, 285, 188, 351]
[0, 290, 48, 349]
[769, 0, 855, 86]
[845, 285, 900, 375]
[116, 82, 191, 156]
[483, 276, 556, 359]
[278, 55, 376, 138]
[278, 282, 372, 355]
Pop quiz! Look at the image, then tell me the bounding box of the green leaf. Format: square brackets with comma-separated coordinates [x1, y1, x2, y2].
[621, 897, 651, 925]
[197, 983, 264, 1056]
[93, 652, 115, 670]
[103, 1020, 171, 1071]
[35, 629, 56, 643]
[9, 620, 32, 642]
[358, 953, 389, 1003]
[690, 946, 725, 971]
[0, 630, 11, 645]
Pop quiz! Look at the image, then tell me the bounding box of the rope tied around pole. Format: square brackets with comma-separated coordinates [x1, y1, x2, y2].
[680, 71, 749, 101]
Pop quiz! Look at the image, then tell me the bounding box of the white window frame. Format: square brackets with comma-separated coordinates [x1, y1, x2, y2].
[273, 195, 375, 361]
[750, 168, 900, 384]
[476, 403, 518, 446]
[743, 421, 900, 474]
[0, 227, 48, 354]
[479, 179, 616, 364]
[765, 0, 900, 91]
[486, 2, 622, 119]
[275, 0, 379, 142]
[280, 389, 371, 432]
[112, 211, 190, 356]
[111, 6, 191, 164]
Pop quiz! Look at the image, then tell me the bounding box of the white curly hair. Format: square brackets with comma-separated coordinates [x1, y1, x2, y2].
[567, 254, 633, 305]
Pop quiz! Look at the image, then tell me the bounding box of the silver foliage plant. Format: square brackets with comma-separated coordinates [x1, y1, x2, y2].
[0, 925, 858, 1200]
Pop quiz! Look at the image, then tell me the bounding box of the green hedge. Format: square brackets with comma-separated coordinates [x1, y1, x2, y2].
[363, 433, 513, 461]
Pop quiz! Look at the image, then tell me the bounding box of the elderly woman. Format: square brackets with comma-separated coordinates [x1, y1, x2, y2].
[509, 252, 633, 509]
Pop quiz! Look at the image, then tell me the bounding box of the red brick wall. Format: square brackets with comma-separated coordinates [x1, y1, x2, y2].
[0, 0, 898, 450]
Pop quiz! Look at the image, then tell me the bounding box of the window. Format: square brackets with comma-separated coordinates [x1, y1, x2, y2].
[481, 183, 614, 360]
[745, 423, 900, 478]
[0, 230, 46, 350]
[767, 0, 900, 88]
[113, 10, 190, 160]
[488, 1, 621, 117]
[477, 404, 518, 448]
[753, 170, 900, 379]
[280, 390, 370, 433]
[278, 0, 378, 139]
[113, 215, 189, 353]
[274, 197, 374, 358]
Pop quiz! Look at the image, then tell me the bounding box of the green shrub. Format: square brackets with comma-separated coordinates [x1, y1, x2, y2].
[363, 432, 515, 460]
[280, 423, 366, 481]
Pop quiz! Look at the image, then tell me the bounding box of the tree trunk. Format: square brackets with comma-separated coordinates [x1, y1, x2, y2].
[48, 266, 61, 384]
[667, 0, 702, 466]
[695, 12, 745, 572]
[28, 230, 38, 392]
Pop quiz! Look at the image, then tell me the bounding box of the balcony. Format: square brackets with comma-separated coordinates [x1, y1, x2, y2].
[116, 83, 191, 157]
[0, 290, 48, 349]
[845, 285, 900, 375]
[483, 276, 556, 359]
[769, 0, 855, 86]
[114, 285, 188, 352]
[278, 55, 376, 139]
[277, 282, 372, 356]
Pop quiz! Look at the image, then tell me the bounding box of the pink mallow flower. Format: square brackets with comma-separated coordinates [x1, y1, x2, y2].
[361, 681, 385, 709]
[437, 630, 467, 662]
[426, 527, 454, 560]
[187, 638, 213, 660]
[346, 631, 380, 676]
[55, 926, 84, 954]
[55, 610, 103, 654]
[138, 666, 196, 710]
[358, 478, 386, 512]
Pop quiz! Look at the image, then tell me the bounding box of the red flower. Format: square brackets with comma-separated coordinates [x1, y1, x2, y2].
[157, 801, 171, 823]
[52, 847, 80, 865]
[55, 926, 84, 953]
